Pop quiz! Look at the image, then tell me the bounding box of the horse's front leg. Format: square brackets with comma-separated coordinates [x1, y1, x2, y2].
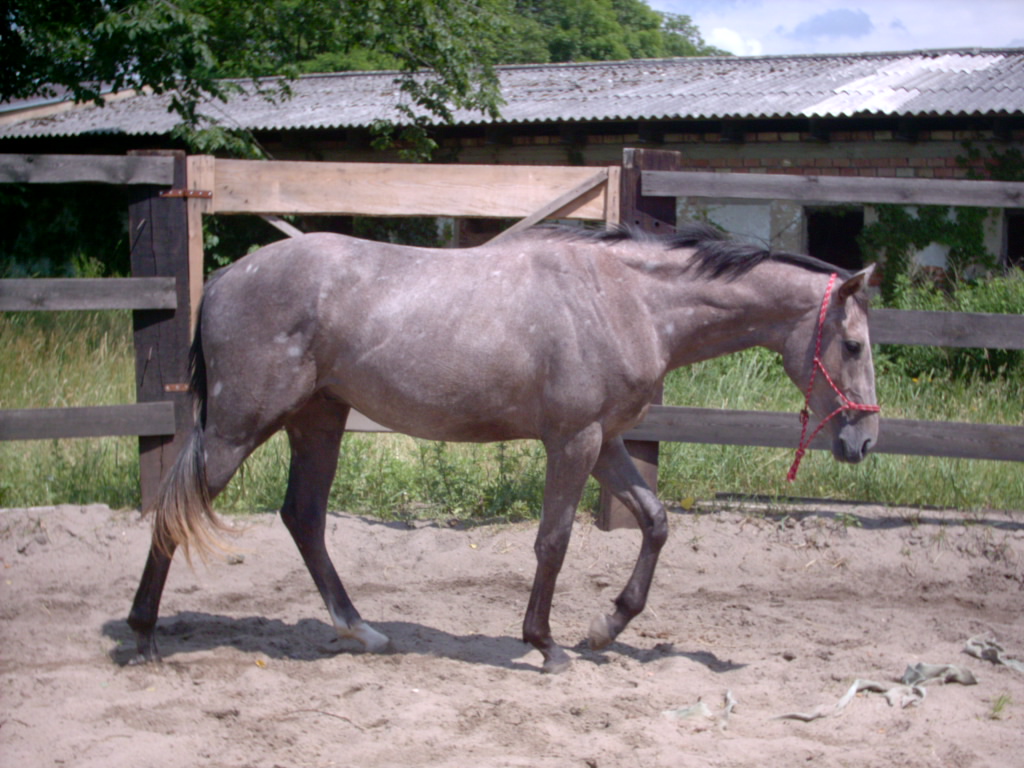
[281, 397, 389, 654]
[523, 426, 603, 674]
[587, 437, 669, 651]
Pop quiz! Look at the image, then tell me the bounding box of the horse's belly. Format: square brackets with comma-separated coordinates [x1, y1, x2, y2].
[346, 398, 535, 443]
[323, 366, 542, 443]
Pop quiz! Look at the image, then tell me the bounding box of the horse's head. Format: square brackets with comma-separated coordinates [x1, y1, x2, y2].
[783, 266, 880, 468]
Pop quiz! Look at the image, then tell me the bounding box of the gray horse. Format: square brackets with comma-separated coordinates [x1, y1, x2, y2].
[128, 223, 879, 673]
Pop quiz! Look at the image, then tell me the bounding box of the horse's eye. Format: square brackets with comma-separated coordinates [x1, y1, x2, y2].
[843, 340, 863, 357]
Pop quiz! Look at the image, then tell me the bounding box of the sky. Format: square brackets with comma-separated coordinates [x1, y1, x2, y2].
[648, 0, 1024, 56]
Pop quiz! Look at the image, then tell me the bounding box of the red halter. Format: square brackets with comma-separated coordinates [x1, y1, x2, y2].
[787, 273, 881, 482]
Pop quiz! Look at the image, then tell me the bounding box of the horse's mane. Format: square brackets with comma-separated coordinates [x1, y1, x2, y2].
[534, 222, 850, 280]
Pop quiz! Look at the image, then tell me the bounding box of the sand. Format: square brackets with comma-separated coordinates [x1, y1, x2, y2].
[2, 501, 1022, 767]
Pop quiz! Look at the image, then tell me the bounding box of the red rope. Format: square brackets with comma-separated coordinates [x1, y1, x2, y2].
[787, 273, 880, 482]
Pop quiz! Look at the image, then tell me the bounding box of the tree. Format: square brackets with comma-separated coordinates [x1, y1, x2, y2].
[485, 1, 727, 64]
[2, 2, 224, 125]
[1, 0, 505, 158]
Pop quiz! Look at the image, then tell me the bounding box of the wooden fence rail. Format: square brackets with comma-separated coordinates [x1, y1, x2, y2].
[628, 406, 1024, 463]
[0, 152, 624, 508]
[871, 308, 1024, 348]
[0, 277, 177, 311]
[0, 153, 174, 186]
[643, 169, 1024, 208]
[0, 404, 176, 441]
[591, 164, 1024, 527]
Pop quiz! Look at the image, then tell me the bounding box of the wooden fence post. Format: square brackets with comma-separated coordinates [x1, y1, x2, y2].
[597, 148, 681, 531]
[128, 150, 195, 510]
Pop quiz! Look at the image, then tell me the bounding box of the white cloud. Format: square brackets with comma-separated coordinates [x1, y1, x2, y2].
[783, 8, 875, 40]
[707, 27, 764, 56]
[648, 0, 1024, 55]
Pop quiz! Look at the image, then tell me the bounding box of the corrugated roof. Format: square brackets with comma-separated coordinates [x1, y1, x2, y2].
[3, 48, 1023, 140]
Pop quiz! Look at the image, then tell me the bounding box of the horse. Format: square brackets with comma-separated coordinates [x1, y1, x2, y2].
[127, 222, 879, 674]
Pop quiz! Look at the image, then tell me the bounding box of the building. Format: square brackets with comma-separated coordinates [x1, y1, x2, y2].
[3, 48, 1023, 267]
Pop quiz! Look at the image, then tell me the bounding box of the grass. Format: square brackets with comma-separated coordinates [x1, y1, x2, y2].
[0, 311, 139, 508]
[1, 310, 1022, 516]
[989, 693, 1012, 720]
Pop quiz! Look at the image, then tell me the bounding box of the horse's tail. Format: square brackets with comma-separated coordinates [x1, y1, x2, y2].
[150, 290, 231, 563]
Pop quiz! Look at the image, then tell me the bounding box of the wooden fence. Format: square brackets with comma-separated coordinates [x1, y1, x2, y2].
[2, 150, 1023, 523]
[0, 153, 182, 465]
[627, 166, 1024, 465]
[0, 151, 622, 508]
[593, 158, 1024, 527]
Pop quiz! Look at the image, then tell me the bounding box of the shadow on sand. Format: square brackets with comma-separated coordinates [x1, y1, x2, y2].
[103, 613, 747, 674]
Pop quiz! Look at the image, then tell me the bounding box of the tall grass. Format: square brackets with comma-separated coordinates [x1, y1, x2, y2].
[0, 311, 139, 508]
[658, 348, 1023, 511]
[1, 308, 1021, 515]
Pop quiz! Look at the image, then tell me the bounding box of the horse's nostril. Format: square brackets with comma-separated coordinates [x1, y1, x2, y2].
[861, 438, 874, 457]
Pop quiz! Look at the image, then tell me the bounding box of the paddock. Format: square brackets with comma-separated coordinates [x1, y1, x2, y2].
[2, 501, 1022, 767]
[2, 150, 1024, 765]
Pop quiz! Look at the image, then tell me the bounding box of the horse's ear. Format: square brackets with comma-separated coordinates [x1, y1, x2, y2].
[837, 264, 875, 304]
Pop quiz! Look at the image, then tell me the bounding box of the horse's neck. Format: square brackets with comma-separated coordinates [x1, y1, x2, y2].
[648, 263, 821, 369]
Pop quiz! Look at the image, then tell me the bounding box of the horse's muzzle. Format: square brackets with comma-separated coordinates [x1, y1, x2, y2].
[833, 423, 877, 464]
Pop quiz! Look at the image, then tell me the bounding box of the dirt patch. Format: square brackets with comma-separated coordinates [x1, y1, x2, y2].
[2, 502, 1023, 767]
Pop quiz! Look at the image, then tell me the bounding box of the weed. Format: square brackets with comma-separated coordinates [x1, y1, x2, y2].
[835, 511, 863, 530]
[989, 693, 1012, 720]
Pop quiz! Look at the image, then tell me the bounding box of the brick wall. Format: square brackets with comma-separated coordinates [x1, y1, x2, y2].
[436, 128, 1024, 183]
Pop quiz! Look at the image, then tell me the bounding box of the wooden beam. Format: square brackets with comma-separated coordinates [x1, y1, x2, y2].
[0, 153, 175, 186]
[185, 155, 215, 334]
[262, 215, 304, 239]
[0, 403, 176, 441]
[871, 309, 1024, 349]
[603, 166, 621, 226]
[128, 150, 195, 511]
[643, 170, 1024, 209]
[0, 277, 176, 311]
[488, 169, 609, 243]
[626, 406, 1024, 463]
[211, 159, 611, 219]
[625, 406, 821, 449]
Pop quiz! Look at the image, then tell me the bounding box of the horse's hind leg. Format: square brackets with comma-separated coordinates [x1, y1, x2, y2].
[127, 543, 175, 663]
[280, 395, 389, 653]
[127, 426, 262, 663]
[587, 437, 669, 651]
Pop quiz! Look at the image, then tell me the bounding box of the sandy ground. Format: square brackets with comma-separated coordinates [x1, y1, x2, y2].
[2, 500, 1023, 768]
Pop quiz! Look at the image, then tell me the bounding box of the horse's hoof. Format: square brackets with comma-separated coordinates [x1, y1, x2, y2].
[340, 621, 391, 653]
[588, 613, 615, 651]
[542, 649, 572, 674]
[127, 650, 161, 666]
[127, 635, 162, 665]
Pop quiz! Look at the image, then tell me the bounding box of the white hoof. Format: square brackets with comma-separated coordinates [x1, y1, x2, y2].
[338, 621, 390, 653]
[588, 613, 614, 651]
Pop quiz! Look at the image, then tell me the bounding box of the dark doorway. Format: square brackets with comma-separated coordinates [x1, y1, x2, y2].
[1004, 209, 1024, 270]
[805, 207, 865, 271]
